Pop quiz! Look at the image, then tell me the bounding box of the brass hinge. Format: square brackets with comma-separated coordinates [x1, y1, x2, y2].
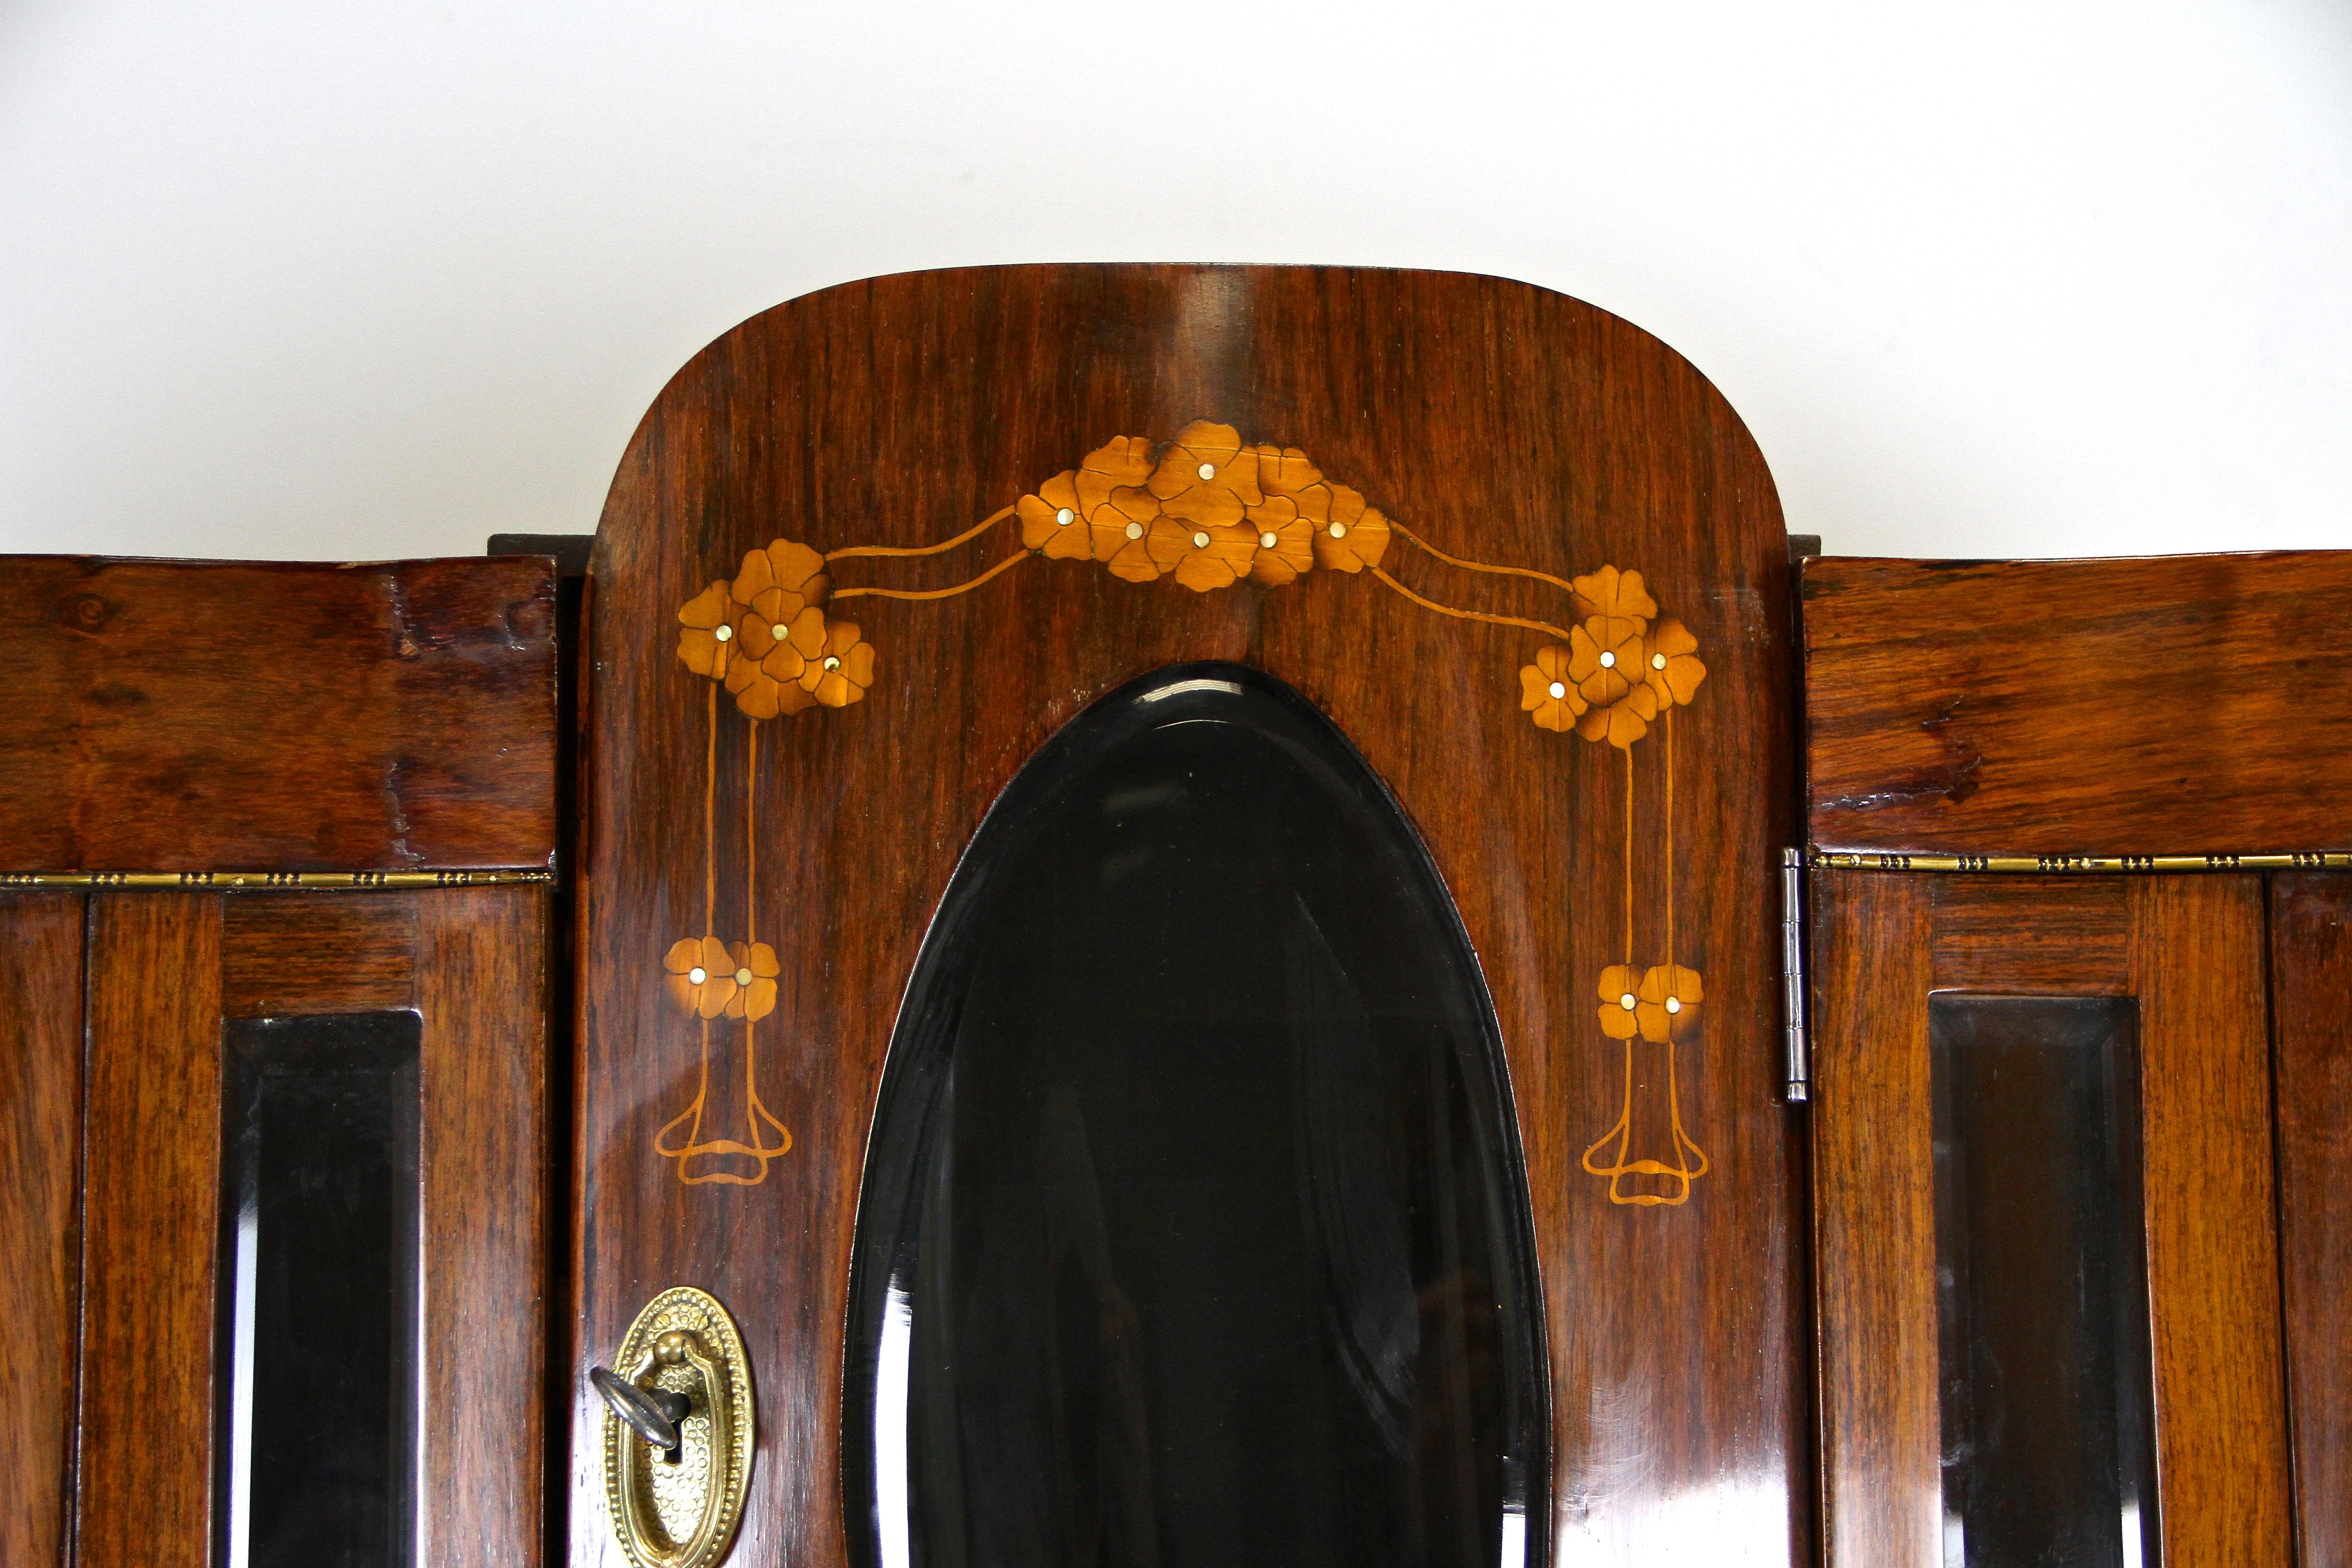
[1780, 848, 1810, 1103]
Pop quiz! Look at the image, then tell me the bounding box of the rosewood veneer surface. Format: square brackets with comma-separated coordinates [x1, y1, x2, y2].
[575, 264, 1806, 1566]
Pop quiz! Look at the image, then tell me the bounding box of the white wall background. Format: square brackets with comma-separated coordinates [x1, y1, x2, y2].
[3, 0, 2348, 564]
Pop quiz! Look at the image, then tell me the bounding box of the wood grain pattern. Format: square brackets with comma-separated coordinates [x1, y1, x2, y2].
[76, 894, 224, 1568]
[416, 887, 550, 1568]
[62, 883, 552, 1567]
[2267, 874, 2352, 1568]
[0, 556, 559, 874]
[1808, 870, 1939, 1562]
[2126, 876, 2292, 1563]
[1810, 872, 2294, 1566]
[1928, 877, 2128, 992]
[221, 893, 418, 1014]
[0, 893, 84, 1568]
[574, 266, 1804, 1564]
[1802, 552, 2352, 857]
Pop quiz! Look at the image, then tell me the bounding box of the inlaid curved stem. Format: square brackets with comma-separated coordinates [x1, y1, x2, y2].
[1366, 566, 1573, 641]
[833, 550, 1030, 603]
[825, 505, 1015, 561]
[1391, 519, 1579, 597]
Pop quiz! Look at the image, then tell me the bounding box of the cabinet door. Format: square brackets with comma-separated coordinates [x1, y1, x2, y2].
[71, 890, 551, 1568]
[0, 554, 560, 1568]
[1800, 551, 2352, 1565]
[572, 265, 1808, 1568]
[1810, 873, 2291, 1564]
[2271, 874, 2352, 1568]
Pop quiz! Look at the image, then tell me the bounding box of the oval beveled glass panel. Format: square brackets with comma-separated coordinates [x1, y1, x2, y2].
[845, 663, 1547, 1568]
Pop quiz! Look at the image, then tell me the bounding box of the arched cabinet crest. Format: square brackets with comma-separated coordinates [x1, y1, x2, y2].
[575, 265, 1802, 1568]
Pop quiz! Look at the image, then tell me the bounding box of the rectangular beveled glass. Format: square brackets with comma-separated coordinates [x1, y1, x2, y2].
[1929, 994, 2158, 1568]
[214, 1012, 422, 1568]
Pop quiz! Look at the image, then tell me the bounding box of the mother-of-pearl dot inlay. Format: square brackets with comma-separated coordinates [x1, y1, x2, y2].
[822, 655, 842, 671]
[1549, 681, 1567, 700]
[1260, 532, 1279, 549]
[1620, 992, 1637, 1010]
[1653, 652, 1668, 669]
[1329, 522, 1347, 538]
[1055, 507, 1074, 526]
[735, 967, 754, 986]
[687, 967, 707, 985]
[1197, 462, 1216, 480]
[1126, 521, 1144, 540]
[713, 625, 732, 641]
[1192, 531, 1210, 549]
[1665, 997, 1682, 1014]
[771, 624, 788, 640]
[1599, 651, 1616, 668]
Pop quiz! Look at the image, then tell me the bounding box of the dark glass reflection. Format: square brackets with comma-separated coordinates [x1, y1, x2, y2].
[846, 664, 1547, 1568]
[1931, 995, 2159, 1568]
[214, 1012, 421, 1568]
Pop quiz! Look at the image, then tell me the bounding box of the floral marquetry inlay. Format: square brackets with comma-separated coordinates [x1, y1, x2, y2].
[659, 421, 1713, 1203]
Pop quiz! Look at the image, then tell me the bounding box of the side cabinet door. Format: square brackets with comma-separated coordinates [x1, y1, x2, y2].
[1810, 873, 2292, 1564]
[73, 890, 551, 1568]
[1800, 550, 2352, 1566]
[571, 265, 1808, 1568]
[0, 555, 560, 1568]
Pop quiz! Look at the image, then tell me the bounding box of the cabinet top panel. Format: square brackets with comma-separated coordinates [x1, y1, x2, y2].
[1802, 551, 2352, 858]
[578, 262, 1808, 1567]
[0, 554, 557, 873]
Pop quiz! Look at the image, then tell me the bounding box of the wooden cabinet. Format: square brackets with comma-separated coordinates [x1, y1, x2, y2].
[1801, 552, 2352, 1566]
[4, 269, 2346, 1568]
[0, 556, 560, 1568]
[568, 265, 1808, 1568]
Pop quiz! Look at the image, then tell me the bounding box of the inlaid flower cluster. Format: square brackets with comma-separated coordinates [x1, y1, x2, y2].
[678, 541, 878, 718]
[1517, 566, 1706, 750]
[662, 416, 1717, 1200]
[1014, 421, 1393, 591]
[1596, 961, 1701, 1044]
[664, 936, 779, 1022]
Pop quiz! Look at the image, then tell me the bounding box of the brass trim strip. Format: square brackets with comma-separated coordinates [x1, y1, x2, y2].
[1808, 848, 2351, 874]
[0, 869, 555, 890]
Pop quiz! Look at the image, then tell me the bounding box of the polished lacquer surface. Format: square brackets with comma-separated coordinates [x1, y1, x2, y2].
[1929, 996, 2157, 1568]
[577, 264, 1801, 1568]
[216, 1012, 424, 1568]
[844, 666, 1546, 1568]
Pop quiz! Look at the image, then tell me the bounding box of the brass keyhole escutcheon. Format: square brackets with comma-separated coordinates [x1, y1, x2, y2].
[594, 1287, 753, 1568]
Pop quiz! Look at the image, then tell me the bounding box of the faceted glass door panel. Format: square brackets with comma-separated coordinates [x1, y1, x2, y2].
[845, 665, 1549, 1568]
[1929, 995, 2158, 1568]
[214, 1012, 422, 1568]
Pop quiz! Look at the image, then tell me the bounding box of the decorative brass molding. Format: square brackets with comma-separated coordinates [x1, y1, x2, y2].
[0, 868, 554, 890]
[662, 421, 1714, 1206]
[1809, 847, 2352, 873]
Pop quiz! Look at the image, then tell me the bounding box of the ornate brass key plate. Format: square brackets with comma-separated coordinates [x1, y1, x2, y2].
[597, 1287, 753, 1568]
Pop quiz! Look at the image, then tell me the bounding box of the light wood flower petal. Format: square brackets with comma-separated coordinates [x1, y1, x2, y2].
[733, 539, 828, 608]
[785, 605, 829, 661]
[1642, 618, 1708, 706]
[1308, 488, 1391, 571]
[1148, 421, 1263, 526]
[1254, 444, 1324, 496]
[678, 581, 736, 631]
[677, 581, 742, 679]
[1571, 564, 1657, 624]
[1018, 472, 1091, 558]
[1596, 962, 1642, 1039]
[1090, 486, 1162, 566]
[1635, 963, 1703, 1043]
[1244, 496, 1314, 586]
[1076, 436, 1155, 512]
